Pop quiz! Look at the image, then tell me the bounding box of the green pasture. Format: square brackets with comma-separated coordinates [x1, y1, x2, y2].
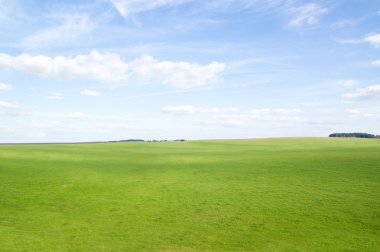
[0, 138, 379, 251]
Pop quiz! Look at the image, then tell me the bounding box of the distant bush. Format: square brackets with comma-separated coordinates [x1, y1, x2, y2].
[329, 133, 379, 138]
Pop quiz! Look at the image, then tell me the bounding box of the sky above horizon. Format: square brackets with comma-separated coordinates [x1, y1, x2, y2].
[0, 0, 379, 142]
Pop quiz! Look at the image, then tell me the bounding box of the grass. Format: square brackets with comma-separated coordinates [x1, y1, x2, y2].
[0, 138, 379, 251]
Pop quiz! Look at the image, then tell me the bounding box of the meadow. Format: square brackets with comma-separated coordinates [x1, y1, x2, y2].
[0, 138, 379, 251]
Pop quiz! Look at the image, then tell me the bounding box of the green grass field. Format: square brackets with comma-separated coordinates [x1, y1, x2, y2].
[0, 138, 379, 251]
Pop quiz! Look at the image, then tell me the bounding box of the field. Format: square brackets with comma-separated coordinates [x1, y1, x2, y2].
[0, 138, 379, 251]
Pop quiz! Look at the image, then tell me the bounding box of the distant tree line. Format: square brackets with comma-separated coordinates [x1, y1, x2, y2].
[109, 139, 144, 142]
[109, 139, 186, 142]
[329, 133, 380, 139]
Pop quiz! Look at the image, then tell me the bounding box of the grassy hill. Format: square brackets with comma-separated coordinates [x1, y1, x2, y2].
[0, 138, 379, 251]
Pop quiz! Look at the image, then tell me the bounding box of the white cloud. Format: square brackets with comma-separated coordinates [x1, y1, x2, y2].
[342, 85, 380, 99]
[363, 33, 380, 47]
[162, 105, 238, 114]
[80, 89, 100, 96]
[251, 108, 301, 114]
[0, 101, 18, 109]
[198, 107, 239, 113]
[333, 79, 357, 88]
[288, 3, 328, 27]
[0, 51, 128, 83]
[251, 108, 301, 116]
[47, 92, 64, 100]
[129, 54, 225, 89]
[0, 82, 11, 90]
[349, 109, 377, 118]
[68, 112, 86, 119]
[372, 60, 380, 67]
[0, 51, 225, 88]
[162, 105, 195, 114]
[337, 33, 380, 47]
[0, 101, 18, 114]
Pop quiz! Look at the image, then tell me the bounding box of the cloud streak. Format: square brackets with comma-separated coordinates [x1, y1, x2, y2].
[110, 0, 189, 18]
[162, 105, 238, 114]
[110, 0, 328, 29]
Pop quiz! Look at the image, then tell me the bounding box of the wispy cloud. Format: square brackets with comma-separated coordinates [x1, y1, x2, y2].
[209, 114, 248, 127]
[287, 3, 328, 27]
[163, 106, 302, 128]
[250, 108, 301, 118]
[47, 92, 64, 100]
[19, 1, 115, 49]
[0, 51, 225, 88]
[372, 60, 380, 67]
[0, 101, 19, 115]
[67, 112, 131, 122]
[349, 109, 378, 118]
[0, 0, 13, 23]
[363, 33, 380, 47]
[0, 82, 12, 90]
[109, 0, 328, 29]
[33, 121, 135, 134]
[0, 0, 24, 24]
[330, 79, 357, 88]
[0, 125, 15, 133]
[334, 38, 363, 45]
[80, 89, 100, 96]
[337, 33, 380, 47]
[110, 0, 191, 18]
[330, 17, 364, 29]
[162, 105, 238, 114]
[208, 107, 302, 128]
[162, 105, 195, 114]
[22, 14, 95, 48]
[67, 112, 86, 119]
[342, 85, 380, 100]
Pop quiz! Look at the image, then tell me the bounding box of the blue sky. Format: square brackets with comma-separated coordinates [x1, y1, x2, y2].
[0, 0, 379, 142]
